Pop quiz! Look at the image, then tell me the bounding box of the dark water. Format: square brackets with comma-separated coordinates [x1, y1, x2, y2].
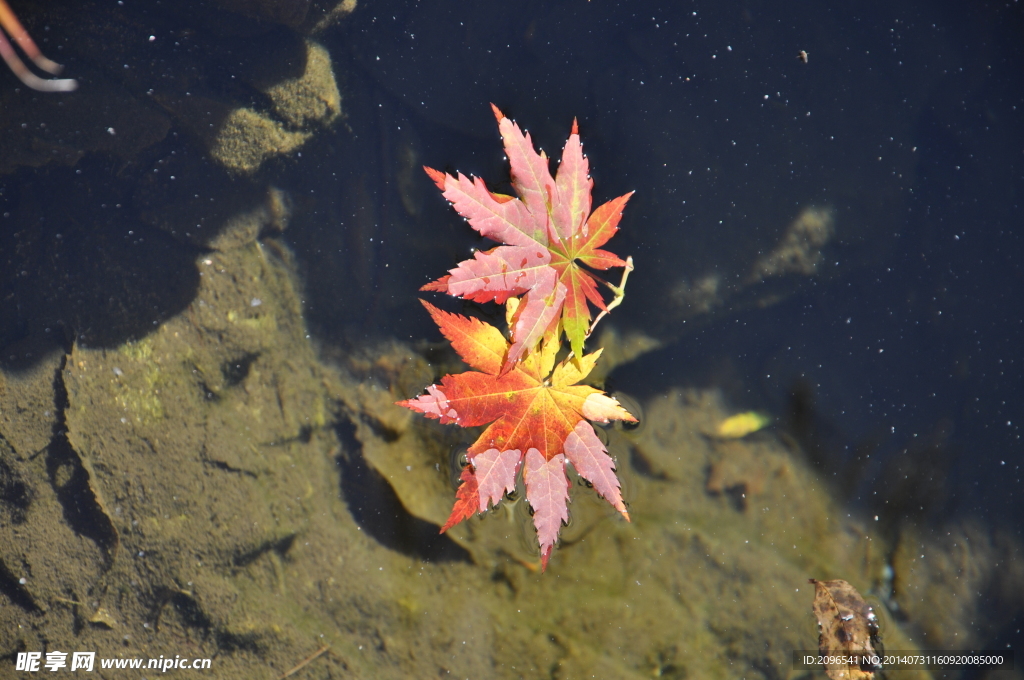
[315, 0, 1024, 658]
[327, 2, 1024, 518]
[2, 0, 1023, 672]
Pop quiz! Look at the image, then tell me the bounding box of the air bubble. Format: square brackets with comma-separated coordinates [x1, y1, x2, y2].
[448, 446, 470, 488]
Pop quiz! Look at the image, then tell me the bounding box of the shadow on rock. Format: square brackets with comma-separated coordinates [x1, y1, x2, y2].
[0, 162, 200, 370]
[334, 419, 471, 565]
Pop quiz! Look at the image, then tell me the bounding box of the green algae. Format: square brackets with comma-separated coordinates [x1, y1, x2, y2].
[2, 196, 1020, 679]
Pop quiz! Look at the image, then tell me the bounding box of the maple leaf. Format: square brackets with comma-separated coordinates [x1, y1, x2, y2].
[423, 104, 632, 369]
[398, 301, 635, 569]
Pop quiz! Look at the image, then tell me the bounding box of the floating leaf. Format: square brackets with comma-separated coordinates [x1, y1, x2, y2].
[398, 301, 634, 569]
[423, 105, 631, 369]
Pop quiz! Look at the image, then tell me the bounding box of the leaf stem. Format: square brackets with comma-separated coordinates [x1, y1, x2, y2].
[586, 256, 633, 338]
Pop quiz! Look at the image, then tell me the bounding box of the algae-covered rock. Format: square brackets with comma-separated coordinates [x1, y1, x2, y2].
[890, 521, 1024, 649]
[2, 204, 362, 678]
[164, 38, 342, 176]
[3, 219, 1021, 678]
[206, 39, 342, 175]
[206, 106, 314, 177]
[255, 41, 342, 130]
[3, 205, 1020, 679]
[1, 3, 352, 179]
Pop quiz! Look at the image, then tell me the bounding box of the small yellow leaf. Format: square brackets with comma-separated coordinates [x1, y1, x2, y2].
[715, 411, 772, 439]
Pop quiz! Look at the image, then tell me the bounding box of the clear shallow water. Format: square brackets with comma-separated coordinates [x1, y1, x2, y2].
[330, 0, 1024, 528]
[1, 0, 1022, 676]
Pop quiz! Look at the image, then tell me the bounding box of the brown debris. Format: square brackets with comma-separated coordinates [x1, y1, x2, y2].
[705, 440, 789, 510]
[809, 578, 883, 680]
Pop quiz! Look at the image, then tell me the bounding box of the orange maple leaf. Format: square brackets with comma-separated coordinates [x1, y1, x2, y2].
[398, 301, 635, 569]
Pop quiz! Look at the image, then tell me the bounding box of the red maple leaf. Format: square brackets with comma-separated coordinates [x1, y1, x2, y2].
[423, 104, 632, 371]
[398, 301, 635, 570]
